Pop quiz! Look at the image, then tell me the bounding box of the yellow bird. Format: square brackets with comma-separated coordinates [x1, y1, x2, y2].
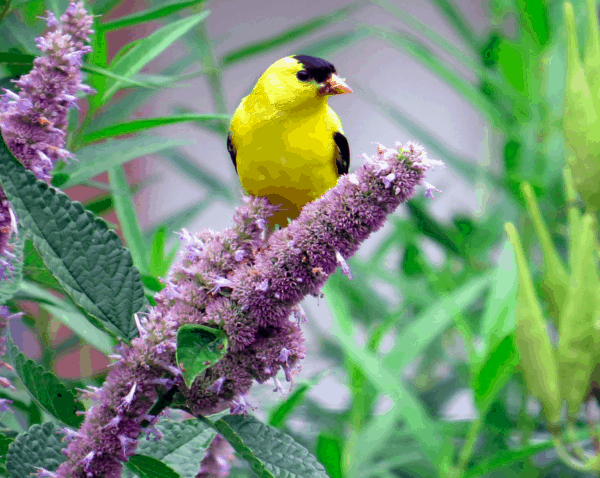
[227, 55, 352, 228]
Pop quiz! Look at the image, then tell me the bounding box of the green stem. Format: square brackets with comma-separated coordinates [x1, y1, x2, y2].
[455, 418, 483, 474]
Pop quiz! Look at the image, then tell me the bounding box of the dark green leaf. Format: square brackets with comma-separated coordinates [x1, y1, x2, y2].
[0, 51, 34, 65]
[214, 414, 329, 478]
[221, 4, 358, 66]
[515, 0, 550, 48]
[315, 432, 343, 478]
[102, 0, 208, 31]
[5, 422, 65, 478]
[176, 324, 228, 388]
[472, 334, 519, 415]
[142, 275, 163, 292]
[0, 135, 145, 340]
[267, 383, 311, 428]
[0, 232, 23, 304]
[125, 455, 181, 478]
[122, 419, 216, 478]
[5, 326, 84, 427]
[82, 114, 229, 144]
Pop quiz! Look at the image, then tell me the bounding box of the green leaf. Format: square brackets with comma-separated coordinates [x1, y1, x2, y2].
[213, 414, 329, 478]
[323, 281, 455, 472]
[102, 0, 208, 31]
[378, 31, 505, 127]
[0, 0, 11, 23]
[103, 12, 210, 104]
[125, 455, 181, 478]
[108, 165, 149, 273]
[81, 114, 229, 144]
[85, 54, 196, 133]
[315, 432, 343, 478]
[476, 240, 518, 358]
[0, 232, 24, 304]
[176, 324, 228, 388]
[5, 326, 84, 427]
[83, 63, 165, 89]
[0, 135, 145, 341]
[0, 51, 34, 65]
[63, 136, 193, 189]
[148, 226, 167, 278]
[384, 274, 493, 370]
[471, 334, 519, 415]
[17, 280, 115, 355]
[221, 4, 357, 66]
[295, 28, 371, 60]
[515, 0, 550, 48]
[122, 419, 216, 478]
[430, 0, 480, 53]
[267, 382, 312, 428]
[5, 422, 65, 478]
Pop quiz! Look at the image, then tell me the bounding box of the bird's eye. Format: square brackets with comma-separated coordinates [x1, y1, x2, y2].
[296, 70, 310, 82]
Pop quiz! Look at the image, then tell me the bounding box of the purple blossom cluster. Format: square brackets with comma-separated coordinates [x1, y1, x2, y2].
[0, 1, 94, 281]
[50, 142, 441, 478]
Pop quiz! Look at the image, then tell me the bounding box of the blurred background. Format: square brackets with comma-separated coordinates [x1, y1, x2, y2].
[2, 0, 594, 476]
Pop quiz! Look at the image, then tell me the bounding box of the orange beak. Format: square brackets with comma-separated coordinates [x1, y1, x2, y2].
[318, 74, 353, 96]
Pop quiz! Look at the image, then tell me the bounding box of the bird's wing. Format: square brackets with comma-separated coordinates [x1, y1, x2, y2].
[227, 131, 237, 173]
[325, 105, 350, 176]
[333, 132, 350, 175]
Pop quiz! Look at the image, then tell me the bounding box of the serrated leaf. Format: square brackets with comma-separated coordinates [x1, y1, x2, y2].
[0, 135, 144, 340]
[123, 419, 216, 478]
[61, 136, 194, 189]
[81, 114, 229, 144]
[102, 0, 208, 31]
[176, 324, 227, 388]
[125, 455, 181, 478]
[103, 12, 210, 104]
[215, 414, 329, 478]
[0, 232, 24, 304]
[5, 422, 65, 478]
[5, 324, 85, 427]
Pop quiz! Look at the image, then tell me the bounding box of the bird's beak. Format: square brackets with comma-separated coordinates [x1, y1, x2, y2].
[318, 74, 353, 96]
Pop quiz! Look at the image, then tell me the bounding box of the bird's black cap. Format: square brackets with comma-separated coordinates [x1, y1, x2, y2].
[293, 55, 337, 83]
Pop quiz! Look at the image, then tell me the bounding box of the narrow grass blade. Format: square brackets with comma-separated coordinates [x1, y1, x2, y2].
[102, 0, 208, 31]
[108, 165, 149, 274]
[81, 114, 229, 144]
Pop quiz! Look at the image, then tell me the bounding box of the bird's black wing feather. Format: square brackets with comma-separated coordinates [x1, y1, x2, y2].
[333, 132, 350, 176]
[227, 131, 238, 173]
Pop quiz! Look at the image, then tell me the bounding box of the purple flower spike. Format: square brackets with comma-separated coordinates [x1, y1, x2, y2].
[53, 142, 440, 478]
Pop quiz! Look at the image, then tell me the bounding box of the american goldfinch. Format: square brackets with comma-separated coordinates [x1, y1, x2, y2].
[227, 55, 352, 228]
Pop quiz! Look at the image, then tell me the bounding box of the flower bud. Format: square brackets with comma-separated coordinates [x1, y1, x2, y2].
[563, 0, 600, 210]
[506, 223, 561, 425]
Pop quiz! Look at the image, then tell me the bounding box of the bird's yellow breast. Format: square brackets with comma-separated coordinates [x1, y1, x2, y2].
[232, 98, 341, 212]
